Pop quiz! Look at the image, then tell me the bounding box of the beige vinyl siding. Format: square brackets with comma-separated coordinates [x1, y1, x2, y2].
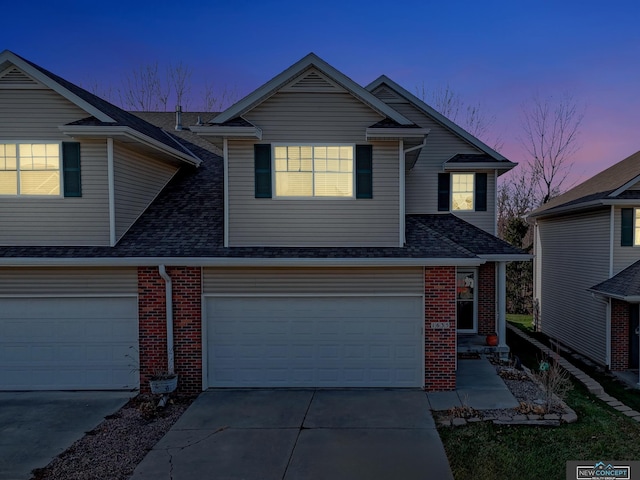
[113, 142, 178, 240]
[203, 267, 424, 295]
[612, 206, 640, 274]
[537, 210, 610, 365]
[230, 92, 398, 247]
[371, 93, 497, 233]
[0, 87, 111, 245]
[0, 267, 137, 295]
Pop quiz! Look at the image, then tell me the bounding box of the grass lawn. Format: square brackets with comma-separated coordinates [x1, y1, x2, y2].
[439, 325, 640, 480]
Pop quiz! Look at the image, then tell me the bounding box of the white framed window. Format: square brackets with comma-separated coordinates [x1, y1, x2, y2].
[634, 209, 640, 246]
[451, 173, 474, 211]
[274, 145, 354, 198]
[0, 142, 61, 196]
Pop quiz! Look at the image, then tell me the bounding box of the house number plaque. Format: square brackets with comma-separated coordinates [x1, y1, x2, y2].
[430, 322, 450, 329]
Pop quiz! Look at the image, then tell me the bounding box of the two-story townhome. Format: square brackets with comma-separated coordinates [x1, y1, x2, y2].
[0, 50, 527, 393]
[529, 151, 640, 382]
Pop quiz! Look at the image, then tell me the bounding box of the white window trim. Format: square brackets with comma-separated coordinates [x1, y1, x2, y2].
[451, 172, 475, 212]
[0, 140, 63, 197]
[634, 207, 640, 247]
[272, 143, 355, 199]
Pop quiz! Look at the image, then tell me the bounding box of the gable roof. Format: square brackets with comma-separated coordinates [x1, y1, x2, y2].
[366, 75, 514, 170]
[209, 53, 414, 126]
[0, 50, 201, 167]
[528, 150, 640, 219]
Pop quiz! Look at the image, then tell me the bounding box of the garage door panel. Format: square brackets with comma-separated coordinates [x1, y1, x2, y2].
[0, 297, 138, 390]
[207, 296, 423, 387]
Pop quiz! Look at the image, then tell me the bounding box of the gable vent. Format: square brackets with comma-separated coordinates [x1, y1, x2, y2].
[373, 86, 403, 103]
[282, 69, 346, 93]
[0, 67, 43, 89]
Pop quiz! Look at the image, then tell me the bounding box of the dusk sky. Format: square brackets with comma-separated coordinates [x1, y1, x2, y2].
[2, 0, 639, 187]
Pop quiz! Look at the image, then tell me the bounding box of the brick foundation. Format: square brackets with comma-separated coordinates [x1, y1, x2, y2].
[424, 266, 456, 391]
[138, 266, 202, 395]
[611, 299, 629, 371]
[477, 263, 496, 336]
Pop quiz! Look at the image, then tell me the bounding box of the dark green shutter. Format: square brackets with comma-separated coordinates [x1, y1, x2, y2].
[62, 142, 81, 197]
[475, 173, 487, 211]
[355, 145, 372, 199]
[438, 173, 450, 211]
[254, 144, 272, 198]
[621, 208, 634, 246]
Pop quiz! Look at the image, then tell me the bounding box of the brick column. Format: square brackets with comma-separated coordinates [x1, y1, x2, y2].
[477, 262, 496, 336]
[611, 299, 629, 371]
[138, 266, 202, 395]
[424, 266, 456, 391]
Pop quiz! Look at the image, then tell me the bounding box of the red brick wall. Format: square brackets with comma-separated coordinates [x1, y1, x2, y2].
[138, 266, 202, 395]
[611, 299, 629, 371]
[478, 263, 496, 336]
[424, 266, 456, 391]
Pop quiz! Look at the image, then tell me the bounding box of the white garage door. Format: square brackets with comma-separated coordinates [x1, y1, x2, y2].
[0, 297, 139, 390]
[206, 296, 423, 387]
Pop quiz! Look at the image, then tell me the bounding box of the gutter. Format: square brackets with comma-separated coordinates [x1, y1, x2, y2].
[157, 265, 175, 375]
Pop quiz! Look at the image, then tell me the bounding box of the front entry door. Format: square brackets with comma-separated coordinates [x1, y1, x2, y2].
[456, 269, 477, 333]
[630, 304, 639, 369]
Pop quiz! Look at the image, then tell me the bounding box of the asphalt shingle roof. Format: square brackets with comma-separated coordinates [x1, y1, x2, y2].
[590, 260, 640, 299]
[529, 150, 640, 217]
[446, 153, 496, 163]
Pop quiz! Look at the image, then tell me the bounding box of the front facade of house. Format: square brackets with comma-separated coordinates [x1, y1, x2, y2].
[0, 50, 526, 393]
[530, 151, 640, 375]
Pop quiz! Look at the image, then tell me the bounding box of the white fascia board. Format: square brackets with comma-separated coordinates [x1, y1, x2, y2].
[526, 200, 606, 219]
[587, 289, 640, 303]
[366, 75, 508, 162]
[602, 199, 640, 206]
[608, 174, 640, 197]
[1, 50, 114, 123]
[479, 254, 533, 262]
[190, 125, 262, 139]
[444, 162, 517, 171]
[60, 125, 201, 167]
[366, 128, 430, 139]
[0, 257, 485, 268]
[212, 53, 413, 126]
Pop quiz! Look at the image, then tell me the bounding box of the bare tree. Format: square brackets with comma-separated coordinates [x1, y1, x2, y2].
[520, 92, 584, 204]
[416, 82, 502, 151]
[118, 62, 170, 111]
[83, 78, 115, 103]
[201, 80, 240, 112]
[168, 62, 192, 110]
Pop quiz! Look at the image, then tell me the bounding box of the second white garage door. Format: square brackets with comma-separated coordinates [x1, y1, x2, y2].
[206, 296, 424, 388]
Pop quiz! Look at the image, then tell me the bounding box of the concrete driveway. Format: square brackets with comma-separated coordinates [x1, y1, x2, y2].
[0, 391, 133, 480]
[131, 389, 453, 480]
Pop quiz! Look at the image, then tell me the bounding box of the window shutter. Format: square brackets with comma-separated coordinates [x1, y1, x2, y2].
[621, 208, 634, 246]
[62, 142, 81, 197]
[438, 173, 450, 211]
[355, 145, 373, 199]
[254, 144, 272, 198]
[475, 173, 487, 211]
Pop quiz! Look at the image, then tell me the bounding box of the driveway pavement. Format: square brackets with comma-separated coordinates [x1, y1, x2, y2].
[0, 391, 133, 480]
[131, 389, 453, 480]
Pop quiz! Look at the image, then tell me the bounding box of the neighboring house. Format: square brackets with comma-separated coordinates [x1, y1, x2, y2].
[0, 50, 527, 393]
[528, 151, 640, 375]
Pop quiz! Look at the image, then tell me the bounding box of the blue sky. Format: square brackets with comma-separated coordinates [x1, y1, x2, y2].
[2, 0, 639, 185]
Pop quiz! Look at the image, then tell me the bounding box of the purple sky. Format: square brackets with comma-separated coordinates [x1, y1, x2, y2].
[2, 0, 639, 187]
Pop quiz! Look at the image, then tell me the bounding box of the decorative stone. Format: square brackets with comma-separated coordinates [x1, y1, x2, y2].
[622, 410, 639, 417]
[562, 412, 578, 423]
[438, 419, 451, 427]
[452, 418, 467, 426]
[543, 414, 560, 420]
[527, 414, 541, 420]
[614, 405, 632, 412]
[467, 417, 482, 423]
[512, 415, 528, 421]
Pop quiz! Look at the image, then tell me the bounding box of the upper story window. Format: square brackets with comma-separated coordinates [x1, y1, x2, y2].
[438, 172, 487, 212]
[274, 145, 353, 198]
[0, 143, 61, 196]
[621, 208, 640, 246]
[451, 173, 475, 211]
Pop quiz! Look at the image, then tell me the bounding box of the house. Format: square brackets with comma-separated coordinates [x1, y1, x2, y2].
[0, 50, 527, 393]
[528, 151, 640, 377]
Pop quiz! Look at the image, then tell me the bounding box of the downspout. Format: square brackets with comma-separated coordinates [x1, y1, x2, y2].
[223, 138, 229, 248]
[107, 138, 116, 246]
[158, 265, 175, 374]
[402, 137, 428, 246]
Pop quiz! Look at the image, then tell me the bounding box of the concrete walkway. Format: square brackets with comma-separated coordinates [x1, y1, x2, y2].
[508, 324, 640, 423]
[427, 356, 519, 411]
[130, 389, 454, 480]
[0, 391, 133, 480]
